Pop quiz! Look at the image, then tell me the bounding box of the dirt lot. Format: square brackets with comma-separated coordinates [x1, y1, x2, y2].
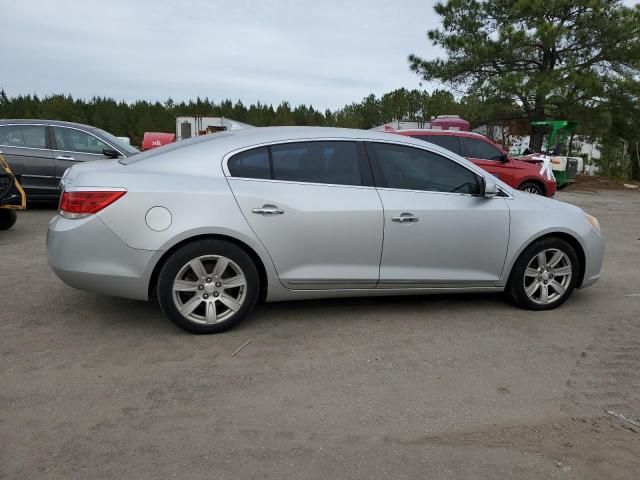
[1, 189, 639, 479]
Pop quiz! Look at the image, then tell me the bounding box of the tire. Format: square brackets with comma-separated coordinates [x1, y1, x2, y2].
[157, 239, 259, 334]
[0, 209, 17, 230]
[518, 181, 544, 195]
[506, 237, 579, 311]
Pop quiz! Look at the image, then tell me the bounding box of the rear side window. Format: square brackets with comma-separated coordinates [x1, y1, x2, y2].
[463, 137, 504, 161]
[0, 125, 47, 149]
[271, 141, 361, 186]
[369, 142, 479, 194]
[411, 134, 462, 155]
[228, 147, 270, 179]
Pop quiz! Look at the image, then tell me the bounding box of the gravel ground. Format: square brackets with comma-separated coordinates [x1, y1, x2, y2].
[1, 189, 639, 479]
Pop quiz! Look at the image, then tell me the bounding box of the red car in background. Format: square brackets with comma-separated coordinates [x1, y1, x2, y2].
[391, 129, 556, 197]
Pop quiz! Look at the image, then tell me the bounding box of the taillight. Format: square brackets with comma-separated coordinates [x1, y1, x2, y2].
[59, 190, 126, 219]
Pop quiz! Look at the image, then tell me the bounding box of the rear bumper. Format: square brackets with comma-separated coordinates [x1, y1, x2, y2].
[47, 214, 157, 300]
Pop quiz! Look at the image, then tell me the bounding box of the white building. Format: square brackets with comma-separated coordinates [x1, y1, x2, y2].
[175, 116, 253, 141]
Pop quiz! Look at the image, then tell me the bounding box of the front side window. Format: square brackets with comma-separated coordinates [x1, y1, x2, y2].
[369, 142, 479, 194]
[271, 141, 361, 186]
[463, 137, 504, 161]
[228, 147, 270, 179]
[53, 127, 108, 154]
[411, 134, 462, 155]
[0, 125, 47, 149]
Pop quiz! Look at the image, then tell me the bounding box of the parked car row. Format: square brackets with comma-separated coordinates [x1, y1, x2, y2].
[47, 127, 604, 334]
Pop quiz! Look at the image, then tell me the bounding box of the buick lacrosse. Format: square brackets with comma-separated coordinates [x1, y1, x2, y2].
[47, 127, 604, 333]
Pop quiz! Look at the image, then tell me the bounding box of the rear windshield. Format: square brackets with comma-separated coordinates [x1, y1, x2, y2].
[119, 131, 234, 164]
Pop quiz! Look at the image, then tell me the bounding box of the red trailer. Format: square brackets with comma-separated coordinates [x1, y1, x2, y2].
[141, 132, 176, 151]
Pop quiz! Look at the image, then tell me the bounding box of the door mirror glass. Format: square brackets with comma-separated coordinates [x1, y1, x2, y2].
[103, 148, 121, 158]
[483, 176, 499, 197]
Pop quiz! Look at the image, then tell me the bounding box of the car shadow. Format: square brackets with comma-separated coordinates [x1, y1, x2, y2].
[239, 291, 511, 332]
[72, 290, 510, 335]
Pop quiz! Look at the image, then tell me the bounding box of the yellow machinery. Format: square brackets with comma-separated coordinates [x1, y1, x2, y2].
[0, 154, 26, 230]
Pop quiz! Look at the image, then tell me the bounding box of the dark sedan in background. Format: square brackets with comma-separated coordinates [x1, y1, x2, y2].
[0, 120, 138, 201]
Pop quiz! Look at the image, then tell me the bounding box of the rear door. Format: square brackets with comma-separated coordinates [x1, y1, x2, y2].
[51, 126, 114, 182]
[0, 124, 55, 198]
[225, 141, 383, 289]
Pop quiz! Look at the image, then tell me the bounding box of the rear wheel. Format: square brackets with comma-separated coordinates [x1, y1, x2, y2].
[157, 239, 259, 333]
[507, 237, 578, 310]
[0, 209, 17, 230]
[518, 181, 544, 195]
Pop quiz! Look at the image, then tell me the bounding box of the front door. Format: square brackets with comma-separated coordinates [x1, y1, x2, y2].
[367, 141, 510, 287]
[51, 126, 114, 183]
[226, 141, 383, 289]
[0, 124, 55, 199]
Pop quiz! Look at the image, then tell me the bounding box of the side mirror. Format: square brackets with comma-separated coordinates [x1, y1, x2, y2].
[502, 153, 509, 162]
[103, 148, 121, 159]
[482, 176, 499, 198]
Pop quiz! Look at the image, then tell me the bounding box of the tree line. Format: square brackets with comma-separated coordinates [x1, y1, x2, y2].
[0, 87, 499, 143]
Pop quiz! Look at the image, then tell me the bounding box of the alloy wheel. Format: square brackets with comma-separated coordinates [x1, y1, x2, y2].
[523, 248, 573, 305]
[172, 255, 247, 324]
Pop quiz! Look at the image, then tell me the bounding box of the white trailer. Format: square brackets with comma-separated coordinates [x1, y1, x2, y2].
[175, 116, 253, 141]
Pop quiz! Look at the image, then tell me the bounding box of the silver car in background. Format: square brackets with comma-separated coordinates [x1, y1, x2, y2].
[47, 127, 604, 333]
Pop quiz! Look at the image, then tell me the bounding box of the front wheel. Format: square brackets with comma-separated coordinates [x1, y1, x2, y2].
[507, 237, 578, 310]
[518, 181, 544, 195]
[157, 239, 259, 333]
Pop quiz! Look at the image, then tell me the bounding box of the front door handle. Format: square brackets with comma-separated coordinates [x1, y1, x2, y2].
[252, 204, 284, 215]
[55, 155, 76, 161]
[392, 213, 419, 223]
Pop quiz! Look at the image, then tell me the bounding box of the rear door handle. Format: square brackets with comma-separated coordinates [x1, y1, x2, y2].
[252, 204, 284, 215]
[392, 213, 419, 223]
[55, 155, 76, 161]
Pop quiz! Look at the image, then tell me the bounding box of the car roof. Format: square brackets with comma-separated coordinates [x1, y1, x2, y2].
[122, 126, 448, 165]
[395, 129, 488, 139]
[0, 119, 99, 130]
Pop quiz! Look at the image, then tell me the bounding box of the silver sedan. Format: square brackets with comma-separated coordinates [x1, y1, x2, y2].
[47, 127, 604, 333]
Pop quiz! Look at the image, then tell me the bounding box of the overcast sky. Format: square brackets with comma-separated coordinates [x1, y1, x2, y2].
[1, 0, 443, 109]
[2, 0, 638, 110]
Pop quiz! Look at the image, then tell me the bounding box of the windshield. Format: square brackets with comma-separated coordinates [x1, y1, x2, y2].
[92, 128, 140, 156]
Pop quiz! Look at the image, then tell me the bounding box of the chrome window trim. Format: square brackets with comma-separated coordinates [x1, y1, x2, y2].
[50, 125, 124, 157]
[223, 137, 471, 175]
[221, 136, 514, 197]
[0, 144, 51, 153]
[227, 176, 378, 191]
